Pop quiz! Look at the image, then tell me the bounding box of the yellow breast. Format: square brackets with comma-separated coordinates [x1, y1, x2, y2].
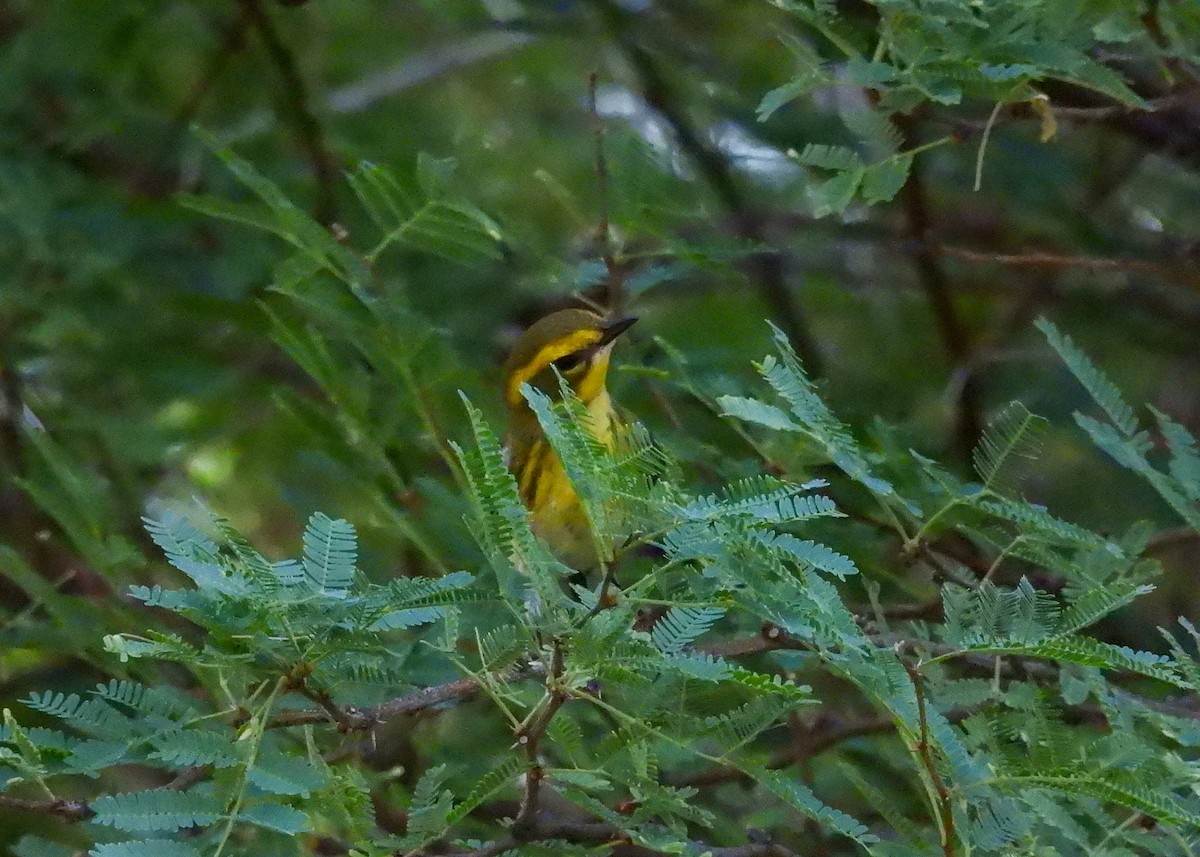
[515, 388, 616, 569]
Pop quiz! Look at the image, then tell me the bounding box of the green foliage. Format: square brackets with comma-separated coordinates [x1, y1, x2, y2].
[1037, 319, 1200, 532]
[6, 329, 1200, 853]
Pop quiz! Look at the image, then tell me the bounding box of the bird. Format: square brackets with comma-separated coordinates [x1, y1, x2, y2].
[501, 307, 637, 569]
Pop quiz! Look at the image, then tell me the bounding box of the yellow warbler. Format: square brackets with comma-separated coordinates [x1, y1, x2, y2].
[502, 308, 636, 568]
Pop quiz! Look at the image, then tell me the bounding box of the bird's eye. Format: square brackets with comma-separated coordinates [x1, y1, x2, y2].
[551, 352, 585, 373]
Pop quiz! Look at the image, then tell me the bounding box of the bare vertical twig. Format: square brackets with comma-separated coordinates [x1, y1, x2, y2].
[237, 0, 338, 225]
[601, 3, 823, 373]
[174, 7, 252, 130]
[897, 119, 983, 462]
[904, 661, 957, 857]
[512, 642, 567, 839]
[588, 72, 623, 314]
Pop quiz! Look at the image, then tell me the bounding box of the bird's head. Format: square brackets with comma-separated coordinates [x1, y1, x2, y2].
[502, 308, 637, 412]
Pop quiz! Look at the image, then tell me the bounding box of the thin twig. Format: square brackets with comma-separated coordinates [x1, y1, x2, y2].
[935, 244, 1200, 292]
[174, 7, 252, 129]
[263, 661, 536, 729]
[0, 794, 94, 822]
[512, 642, 567, 839]
[602, 1, 823, 373]
[897, 117, 983, 463]
[237, 0, 338, 224]
[904, 661, 957, 857]
[675, 710, 899, 788]
[164, 764, 211, 791]
[588, 72, 623, 313]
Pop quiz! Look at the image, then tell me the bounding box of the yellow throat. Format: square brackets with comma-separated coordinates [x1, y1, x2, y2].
[502, 308, 637, 568]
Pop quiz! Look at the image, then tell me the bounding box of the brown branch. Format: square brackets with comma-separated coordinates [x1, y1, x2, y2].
[237, 0, 338, 224]
[904, 661, 957, 857]
[173, 7, 252, 129]
[295, 676, 356, 732]
[512, 642, 568, 839]
[588, 72, 624, 313]
[263, 661, 536, 729]
[936, 244, 1200, 293]
[0, 761, 208, 824]
[675, 710, 899, 789]
[445, 818, 804, 857]
[0, 794, 94, 822]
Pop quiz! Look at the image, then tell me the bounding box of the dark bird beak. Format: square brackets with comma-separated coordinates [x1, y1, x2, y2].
[598, 316, 638, 346]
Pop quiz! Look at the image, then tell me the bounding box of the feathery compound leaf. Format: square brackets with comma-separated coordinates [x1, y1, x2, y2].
[747, 531, 859, 578]
[24, 692, 127, 739]
[950, 637, 1187, 689]
[750, 768, 879, 846]
[840, 105, 903, 159]
[91, 789, 222, 831]
[681, 476, 835, 523]
[103, 632, 198, 665]
[973, 402, 1048, 494]
[701, 696, 793, 753]
[248, 750, 328, 797]
[368, 605, 446, 631]
[1036, 327, 1200, 531]
[729, 667, 813, 701]
[452, 393, 536, 567]
[651, 606, 726, 654]
[403, 763, 456, 847]
[92, 680, 195, 722]
[716, 395, 799, 431]
[752, 323, 896, 496]
[1151, 405, 1200, 501]
[241, 800, 311, 833]
[148, 729, 242, 768]
[1054, 582, 1153, 638]
[188, 127, 367, 285]
[792, 143, 864, 171]
[348, 160, 502, 264]
[757, 31, 826, 121]
[975, 496, 1111, 552]
[302, 512, 357, 594]
[1035, 318, 1137, 436]
[860, 154, 912, 203]
[142, 513, 219, 568]
[366, 571, 477, 631]
[661, 650, 733, 682]
[998, 774, 1200, 831]
[1075, 413, 1200, 532]
[444, 755, 524, 827]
